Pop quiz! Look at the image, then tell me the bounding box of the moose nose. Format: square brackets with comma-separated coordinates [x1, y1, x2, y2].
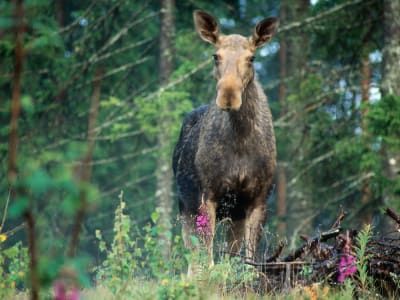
[216, 78, 243, 111]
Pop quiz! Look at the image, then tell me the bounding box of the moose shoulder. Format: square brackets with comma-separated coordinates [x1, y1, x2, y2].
[173, 10, 278, 275]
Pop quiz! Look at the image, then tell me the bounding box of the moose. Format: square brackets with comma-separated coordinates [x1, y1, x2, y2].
[173, 10, 278, 274]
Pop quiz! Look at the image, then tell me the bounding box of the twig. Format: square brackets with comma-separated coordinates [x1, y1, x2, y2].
[93, 58, 211, 134]
[74, 57, 150, 89]
[331, 209, 346, 229]
[278, 0, 368, 34]
[0, 189, 11, 233]
[3, 222, 26, 237]
[385, 208, 400, 226]
[56, 0, 97, 35]
[284, 228, 342, 262]
[265, 240, 286, 263]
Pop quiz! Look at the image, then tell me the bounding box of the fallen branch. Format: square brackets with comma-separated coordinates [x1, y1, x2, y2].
[386, 208, 400, 226]
[244, 207, 400, 297]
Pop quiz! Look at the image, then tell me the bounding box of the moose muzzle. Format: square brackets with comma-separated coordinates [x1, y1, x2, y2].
[216, 76, 243, 111]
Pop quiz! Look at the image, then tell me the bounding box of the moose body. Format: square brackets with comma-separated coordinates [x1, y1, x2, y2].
[173, 11, 278, 271]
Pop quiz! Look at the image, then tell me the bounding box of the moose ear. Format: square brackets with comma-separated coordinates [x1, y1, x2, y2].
[251, 17, 279, 49]
[193, 10, 220, 45]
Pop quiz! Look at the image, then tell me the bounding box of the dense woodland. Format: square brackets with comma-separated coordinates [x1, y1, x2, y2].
[1, 0, 400, 299]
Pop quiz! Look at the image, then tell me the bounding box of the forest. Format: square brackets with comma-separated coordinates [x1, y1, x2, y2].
[1, 0, 399, 299]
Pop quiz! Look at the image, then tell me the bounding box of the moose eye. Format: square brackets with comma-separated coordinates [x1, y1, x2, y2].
[249, 56, 256, 63]
[212, 54, 219, 63]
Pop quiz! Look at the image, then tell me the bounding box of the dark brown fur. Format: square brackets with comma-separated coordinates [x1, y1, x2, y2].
[173, 10, 278, 273]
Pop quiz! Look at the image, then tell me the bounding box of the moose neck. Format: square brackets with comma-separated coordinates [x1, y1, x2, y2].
[227, 79, 258, 136]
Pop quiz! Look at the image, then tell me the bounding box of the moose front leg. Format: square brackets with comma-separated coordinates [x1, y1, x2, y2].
[198, 193, 216, 268]
[244, 201, 267, 262]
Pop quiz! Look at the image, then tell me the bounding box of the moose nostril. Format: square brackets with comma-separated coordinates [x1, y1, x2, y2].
[224, 88, 235, 100]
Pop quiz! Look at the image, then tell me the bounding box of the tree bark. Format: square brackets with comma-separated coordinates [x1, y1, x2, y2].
[277, 2, 288, 236]
[382, 0, 400, 97]
[381, 0, 400, 216]
[9, 0, 24, 185]
[156, 0, 175, 259]
[68, 68, 103, 257]
[360, 54, 372, 226]
[9, 1, 40, 299]
[284, 0, 311, 246]
[55, 0, 65, 28]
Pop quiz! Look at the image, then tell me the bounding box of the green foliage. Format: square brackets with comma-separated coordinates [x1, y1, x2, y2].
[157, 277, 197, 300]
[366, 95, 400, 209]
[0, 239, 29, 298]
[94, 191, 137, 295]
[94, 191, 188, 297]
[340, 279, 355, 300]
[367, 95, 400, 145]
[207, 256, 259, 297]
[354, 224, 374, 293]
[136, 90, 193, 150]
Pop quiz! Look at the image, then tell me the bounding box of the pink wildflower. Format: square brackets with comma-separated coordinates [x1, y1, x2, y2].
[337, 231, 357, 282]
[54, 280, 80, 300]
[196, 203, 211, 236]
[338, 254, 357, 282]
[196, 214, 211, 235]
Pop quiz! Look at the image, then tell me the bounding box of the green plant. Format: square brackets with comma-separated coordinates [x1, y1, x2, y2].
[0, 238, 29, 298]
[354, 224, 374, 293]
[157, 277, 197, 300]
[206, 255, 259, 298]
[94, 191, 137, 294]
[94, 192, 190, 297]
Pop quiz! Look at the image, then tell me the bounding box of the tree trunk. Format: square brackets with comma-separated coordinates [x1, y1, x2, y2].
[360, 54, 372, 226]
[69, 67, 103, 257]
[55, 0, 65, 28]
[9, 2, 40, 299]
[277, 2, 288, 236]
[382, 0, 400, 97]
[284, 0, 311, 247]
[156, 0, 175, 259]
[381, 0, 400, 216]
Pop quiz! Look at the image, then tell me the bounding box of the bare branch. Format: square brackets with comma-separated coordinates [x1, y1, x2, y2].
[95, 11, 158, 58]
[74, 57, 151, 89]
[0, 190, 11, 233]
[56, 0, 97, 35]
[90, 146, 159, 166]
[288, 150, 335, 187]
[278, 0, 369, 34]
[94, 59, 211, 134]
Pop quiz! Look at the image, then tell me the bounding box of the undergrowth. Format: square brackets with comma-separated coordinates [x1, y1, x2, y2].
[87, 194, 382, 300]
[3, 194, 394, 299]
[0, 237, 29, 299]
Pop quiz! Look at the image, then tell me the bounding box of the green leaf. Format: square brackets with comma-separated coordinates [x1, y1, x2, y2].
[165, 230, 172, 240]
[25, 168, 52, 196]
[9, 196, 29, 218]
[189, 235, 199, 246]
[61, 194, 80, 216]
[3, 244, 20, 259]
[135, 248, 142, 258]
[151, 210, 160, 223]
[21, 95, 34, 114]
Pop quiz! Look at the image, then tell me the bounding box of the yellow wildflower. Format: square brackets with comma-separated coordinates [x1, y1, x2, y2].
[161, 278, 169, 286]
[0, 234, 7, 242]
